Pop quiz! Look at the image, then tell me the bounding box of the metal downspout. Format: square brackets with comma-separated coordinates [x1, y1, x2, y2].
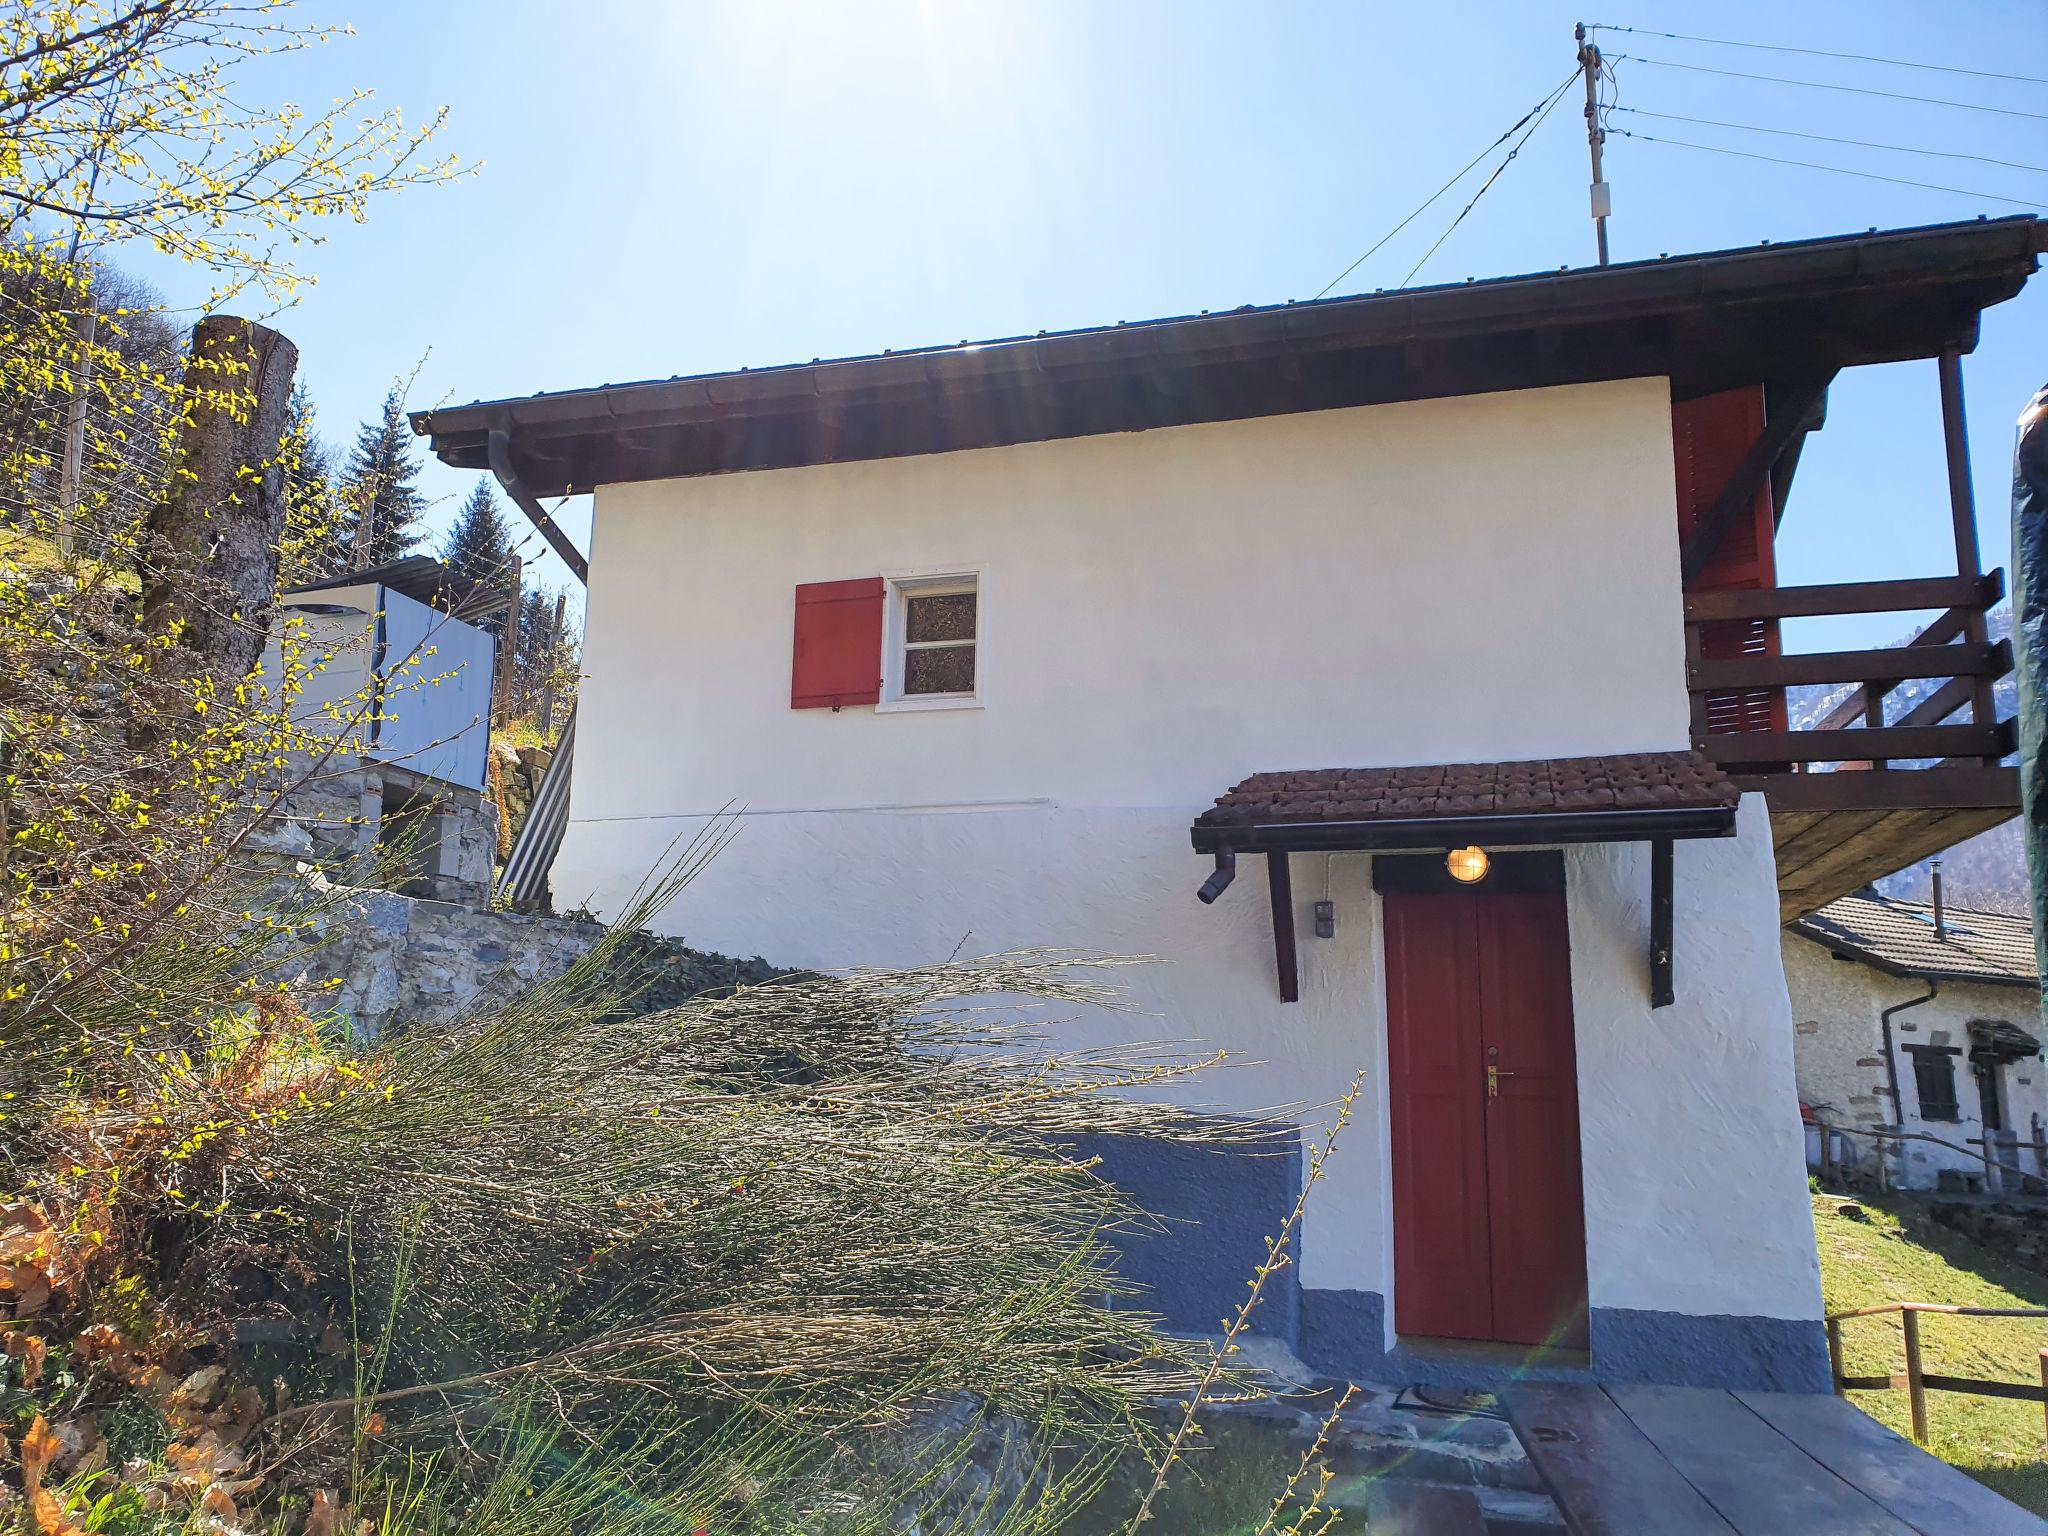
[1878, 979, 1940, 1182]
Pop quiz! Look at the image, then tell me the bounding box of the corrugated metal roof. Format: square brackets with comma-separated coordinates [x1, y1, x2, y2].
[286, 557, 508, 620]
[410, 216, 2048, 498]
[1790, 891, 2039, 989]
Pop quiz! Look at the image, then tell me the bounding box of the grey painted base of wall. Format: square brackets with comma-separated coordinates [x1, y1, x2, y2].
[1062, 1134, 1831, 1395]
[1065, 1128, 1303, 1342]
[1299, 1289, 1832, 1394]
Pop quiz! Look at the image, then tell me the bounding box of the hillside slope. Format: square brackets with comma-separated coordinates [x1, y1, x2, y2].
[1815, 1193, 2048, 1513]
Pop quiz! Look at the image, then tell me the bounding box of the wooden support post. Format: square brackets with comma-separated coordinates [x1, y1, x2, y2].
[1267, 850, 1299, 1004]
[1938, 351, 1999, 763]
[1683, 623, 1707, 748]
[1827, 1318, 1846, 1396]
[495, 553, 523, 720]
[1902, 1308, 1929, 1444]
[2039, 1349, 2048, 1444]
[1650, 836, 1674, 1009]
[536, 589, 567, 738]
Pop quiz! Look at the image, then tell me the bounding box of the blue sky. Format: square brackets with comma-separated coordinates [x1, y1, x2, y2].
[117, 1, 2048, 646]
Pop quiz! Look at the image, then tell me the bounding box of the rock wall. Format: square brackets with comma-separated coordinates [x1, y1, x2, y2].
[275, 876, 603, 1039]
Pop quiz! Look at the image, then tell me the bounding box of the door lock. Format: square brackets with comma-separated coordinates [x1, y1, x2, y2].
[1486, 1065, 1517, 1099]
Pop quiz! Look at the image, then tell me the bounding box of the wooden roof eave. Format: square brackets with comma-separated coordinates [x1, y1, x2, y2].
[1190, 803, 1737, 1012]
[1187, 803, 1737, 856]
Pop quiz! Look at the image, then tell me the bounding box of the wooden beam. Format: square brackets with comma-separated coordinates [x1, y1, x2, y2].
[1734, 764, 2019, 813]
[1688, 640, 2008, 692]
[1892, 675, 1977, 731]
[1684, 571, 2001, 624]
[1680, 374, 1833, 588]
[1267, 850, 1299, 1004]
[1701, 720, 2014, 765]
[1650, 837, 1674, 1010]
[1940, 350, 2000, 757]
[1771, 383, 1827, 530]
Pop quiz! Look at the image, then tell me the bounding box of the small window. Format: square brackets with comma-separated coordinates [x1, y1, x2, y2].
[1907, 1046, 1960, 1123]
[883, 573, 980, 707]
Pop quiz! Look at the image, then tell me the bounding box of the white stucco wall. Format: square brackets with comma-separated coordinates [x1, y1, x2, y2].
[1783, 932, 2048, 1189]
[554, 376, 1820, 1337]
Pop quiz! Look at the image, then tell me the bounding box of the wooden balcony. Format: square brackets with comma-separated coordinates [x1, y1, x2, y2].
[1685, 571, 2017, 923]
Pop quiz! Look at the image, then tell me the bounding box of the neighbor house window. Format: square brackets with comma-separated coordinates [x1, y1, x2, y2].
[882, 572, 980, 707]
[1906, 1045, 1961, 1123]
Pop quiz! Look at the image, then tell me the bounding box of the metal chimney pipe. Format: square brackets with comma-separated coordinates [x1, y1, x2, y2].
[1932, 857, 1947, 942]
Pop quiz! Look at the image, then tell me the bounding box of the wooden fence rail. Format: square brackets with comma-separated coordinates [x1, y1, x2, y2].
[1826, 1300, 2048, 1445]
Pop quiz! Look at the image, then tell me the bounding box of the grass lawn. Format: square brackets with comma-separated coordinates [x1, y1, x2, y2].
[1813, 1191, 2048, 1514]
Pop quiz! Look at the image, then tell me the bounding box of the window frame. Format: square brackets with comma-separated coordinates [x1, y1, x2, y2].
[1904, 1043, 1962, 1124]
[876, 567, 985, 713]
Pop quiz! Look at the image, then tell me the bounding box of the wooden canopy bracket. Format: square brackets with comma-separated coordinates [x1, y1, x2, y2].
[1650, 837, 1675, 1010]
[1680, 373, 1834, 588]
[1268, 850, 1300, 1004]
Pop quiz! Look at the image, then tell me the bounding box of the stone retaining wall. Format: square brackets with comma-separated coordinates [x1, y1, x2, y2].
[273, 874, 604, 1038]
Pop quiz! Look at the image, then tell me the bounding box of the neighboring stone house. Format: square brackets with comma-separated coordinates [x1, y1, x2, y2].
[411, 217, 2048, 1396]
[1786, 890, 2044, 1193]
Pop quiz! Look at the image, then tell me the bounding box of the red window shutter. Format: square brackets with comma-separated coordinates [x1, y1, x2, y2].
[1672, 386, 1786, 736]
[791, 578, 885, 709]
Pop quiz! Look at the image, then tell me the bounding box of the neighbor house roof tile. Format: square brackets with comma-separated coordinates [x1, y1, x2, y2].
[1790, 892, 2039, 989]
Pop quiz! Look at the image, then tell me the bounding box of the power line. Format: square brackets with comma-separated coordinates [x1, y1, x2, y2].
[1403, 77, 1576, 286]
[1586, 23, 2048, 88]
[1609, 106, 2048, 176]
[1313, 69, 1579, 300]
[1610, 128, 2048, 211]
[1613, 54, 2048, 122]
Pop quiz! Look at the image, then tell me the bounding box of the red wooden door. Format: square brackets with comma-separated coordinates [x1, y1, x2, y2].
[1384, 865, 1589, 1348]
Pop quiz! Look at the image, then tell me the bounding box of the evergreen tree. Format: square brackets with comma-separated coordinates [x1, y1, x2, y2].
[338, 386, 426, 566]
[275, 384, 346, 587]
[442, 480, 515, 588]
[515, 584, 580, 720]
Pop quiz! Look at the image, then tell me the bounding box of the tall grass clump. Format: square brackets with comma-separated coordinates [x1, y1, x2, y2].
[5, 826, 1251, 1531]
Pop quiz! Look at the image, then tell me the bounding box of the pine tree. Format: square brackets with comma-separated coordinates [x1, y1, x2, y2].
[442, 480, 515, 589]
[275, 384, 347, 587]
[515, 585, 580, 719]
[338, 386, 426, 567]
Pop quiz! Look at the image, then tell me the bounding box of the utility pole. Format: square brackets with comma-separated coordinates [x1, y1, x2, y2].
[1576, 22, 1610, 266]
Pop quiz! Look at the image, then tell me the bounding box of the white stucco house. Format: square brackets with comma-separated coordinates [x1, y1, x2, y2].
[1787, 888, 2044, 1194]
[413, 216, 2048, 1394]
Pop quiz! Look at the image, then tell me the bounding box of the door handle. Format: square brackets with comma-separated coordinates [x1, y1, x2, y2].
[1487, 1065, 1517, 1099]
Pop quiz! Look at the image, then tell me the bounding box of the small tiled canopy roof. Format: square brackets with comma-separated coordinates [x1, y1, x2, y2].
[1791, 891, 2039, 990]
[1197, 751, 1739, 830]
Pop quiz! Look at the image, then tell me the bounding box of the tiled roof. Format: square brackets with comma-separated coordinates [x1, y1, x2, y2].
[1195, 751, 1739, 829]
[1791, 892, 2039, 989]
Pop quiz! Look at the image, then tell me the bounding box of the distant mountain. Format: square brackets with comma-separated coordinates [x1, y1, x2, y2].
[1784, 605, 2027, 913]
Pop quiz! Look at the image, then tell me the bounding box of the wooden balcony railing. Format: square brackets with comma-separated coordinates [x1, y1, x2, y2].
[1684, 569, 2012, 773]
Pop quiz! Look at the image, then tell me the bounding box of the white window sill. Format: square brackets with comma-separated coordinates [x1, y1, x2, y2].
[874, 695, 985, 715]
